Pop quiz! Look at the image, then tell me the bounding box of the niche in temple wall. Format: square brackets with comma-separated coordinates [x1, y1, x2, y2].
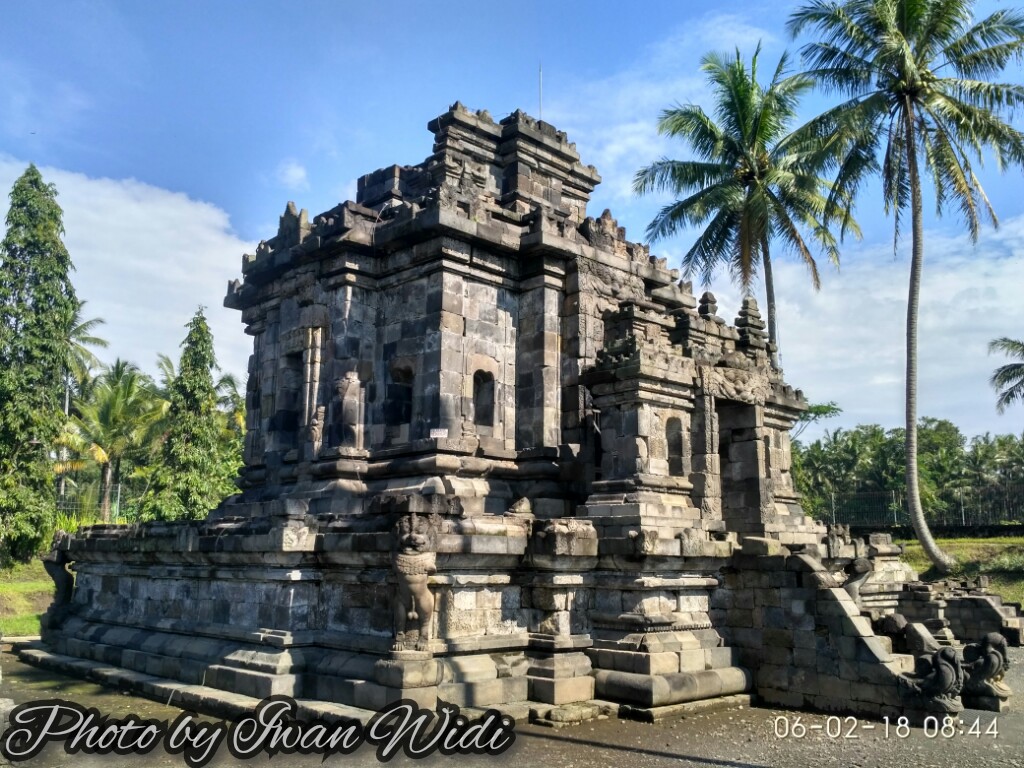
[647, 410, 690, 478]
[267, 304, 330, 458]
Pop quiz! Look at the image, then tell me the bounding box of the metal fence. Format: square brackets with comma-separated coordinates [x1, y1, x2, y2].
[816, 485, 1024, 528]
[54, 484, 144, 526]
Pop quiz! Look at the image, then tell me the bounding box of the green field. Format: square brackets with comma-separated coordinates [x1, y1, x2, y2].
[2, 537, 1022, 638]
[896, 536, 1024, 607]
[0, 558, 50, 637]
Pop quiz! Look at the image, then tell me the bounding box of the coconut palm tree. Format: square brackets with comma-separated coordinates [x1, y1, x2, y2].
[57, 300, 107, 498]
[789, 0, 1024, 573]
[634, 45, 858, 363]
[62, 300, 107, 404]
[999, 432, 1024, 484]
[70, 360, 163, 522]
[989, 337, 1024, 413]
[964, 433, 999, 488]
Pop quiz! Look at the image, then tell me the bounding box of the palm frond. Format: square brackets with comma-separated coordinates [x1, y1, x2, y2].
[942, 9, 1024, 78]
[766, 188, 824, 288]
[990, 337, 1024, 359]
[633, 159, 731, 197]
[656, 106, 729, 161]
[644, 180, 743, 242]
[681, 207, 740, 286]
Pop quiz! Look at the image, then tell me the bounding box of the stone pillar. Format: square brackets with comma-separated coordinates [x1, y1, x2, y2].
[690, 395, 721, 521]
[243, 336, 265, 467]
[516, 275, 562, 450]
[525, 521, 599, 705]
[431, 272, 465, 439]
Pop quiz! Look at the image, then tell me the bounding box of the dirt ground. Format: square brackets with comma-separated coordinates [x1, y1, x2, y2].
[1, 646, 1022, 768]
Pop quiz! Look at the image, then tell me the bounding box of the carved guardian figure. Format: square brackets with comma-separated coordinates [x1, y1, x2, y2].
[898, 646, 965, 714]
[391, 513, 438, 652]
[963, 632, 1012, 700]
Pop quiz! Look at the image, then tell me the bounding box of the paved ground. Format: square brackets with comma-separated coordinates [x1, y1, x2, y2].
[1, 646, 1022, 768]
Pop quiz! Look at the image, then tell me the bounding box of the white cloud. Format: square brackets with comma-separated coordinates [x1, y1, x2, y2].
[0, 156, 254, 383]
[707, 222, 1024, 441]
[545, 13, 781, 210]
[541, 15, 1024, 442]
[276, 160, 309, 192]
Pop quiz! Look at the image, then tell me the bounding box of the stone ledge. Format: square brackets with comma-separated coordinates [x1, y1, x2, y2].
[15, 643, 378, 724]
[618, 693, 752, 723]
[593, 666, 752, 708]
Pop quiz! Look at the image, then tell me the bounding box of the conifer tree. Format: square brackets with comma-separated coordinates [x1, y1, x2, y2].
[0, 165, 78, 558]
[143, 308, 239, 520]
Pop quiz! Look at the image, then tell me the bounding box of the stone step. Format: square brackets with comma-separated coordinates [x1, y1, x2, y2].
[442, 676, 529, 707]
[59, 635, 298, 701]
[16, 643, 379, 723]
[49, 619, 418, 710]
[529, 700, 615, 728]
[618, 693, 752, 723]
[592, 666, 751, 709]
[585, 645, 737, 676]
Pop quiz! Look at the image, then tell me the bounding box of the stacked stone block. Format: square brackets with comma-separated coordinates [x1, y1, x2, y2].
[941, 592, 1022, 646]
[720, 540, 922, 719]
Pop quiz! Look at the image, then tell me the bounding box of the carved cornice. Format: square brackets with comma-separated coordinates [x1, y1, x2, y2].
[699, 365, 771, 405]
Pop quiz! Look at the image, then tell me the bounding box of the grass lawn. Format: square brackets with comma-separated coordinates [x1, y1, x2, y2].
[896, 536, 1024, 606]
[0, 558, 51, 637]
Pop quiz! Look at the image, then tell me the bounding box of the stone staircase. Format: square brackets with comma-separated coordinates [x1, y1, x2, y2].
[586, 626, 752, 717]
[944, 593, 1023, 646]
[998, 601, 1022, 644]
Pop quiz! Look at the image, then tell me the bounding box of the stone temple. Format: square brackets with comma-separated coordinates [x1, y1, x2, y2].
[26, 103, 1019, 723]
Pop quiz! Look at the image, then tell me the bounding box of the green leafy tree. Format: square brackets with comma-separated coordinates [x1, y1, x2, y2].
[142, 308, 240, 520]
[998, 432, 1024, 484]
[989, 337, 1024, 413]
[0, 165, 79, 559]
[789, 0, 1024, 572]
[634, 45, 858, 361]
[792, 400, 843, 439]
[964, 433, 999, 487]
[791, 438, 836, 517]
[792, 417, 1024, 526]
[214, 372, 246, 465]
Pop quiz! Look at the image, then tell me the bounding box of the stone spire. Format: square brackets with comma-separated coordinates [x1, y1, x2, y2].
[735, 296, 768, 350]
[698, 292, 724, 324]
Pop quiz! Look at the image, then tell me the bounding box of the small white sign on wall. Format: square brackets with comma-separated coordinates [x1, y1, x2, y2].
[430, 428, 449, 439]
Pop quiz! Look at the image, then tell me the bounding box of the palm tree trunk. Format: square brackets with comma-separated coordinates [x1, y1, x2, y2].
[58, 382, 70, 499]
[762, 246, 780, 367]
[904, 103, 955, 573]
[100, 462, 112, 524]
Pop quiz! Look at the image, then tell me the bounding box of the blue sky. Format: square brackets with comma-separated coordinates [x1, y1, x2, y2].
[2, 0, 1023, 442]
